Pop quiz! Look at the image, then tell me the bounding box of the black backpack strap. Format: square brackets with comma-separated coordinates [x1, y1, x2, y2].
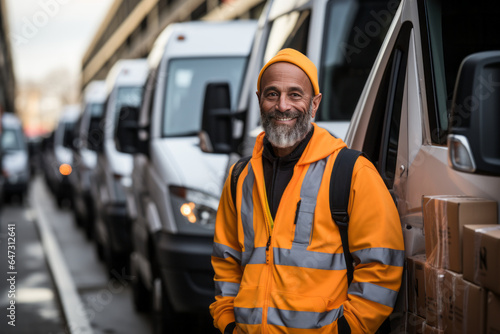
[230, 156, 251, 209]
[330, 147, 364, 286]
[331, 148, 392, 334]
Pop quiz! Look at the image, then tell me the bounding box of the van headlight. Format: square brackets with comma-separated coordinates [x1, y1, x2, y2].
[169, 186, 218, 231]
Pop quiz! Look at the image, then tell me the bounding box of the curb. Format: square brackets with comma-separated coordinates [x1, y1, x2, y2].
[30, 179, 94, 334]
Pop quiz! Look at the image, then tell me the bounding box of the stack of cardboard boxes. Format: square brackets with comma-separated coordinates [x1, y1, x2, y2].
[406, 196, 499, 333]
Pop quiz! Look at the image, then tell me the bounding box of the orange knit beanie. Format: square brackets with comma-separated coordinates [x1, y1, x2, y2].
[257, 48, 320, 95]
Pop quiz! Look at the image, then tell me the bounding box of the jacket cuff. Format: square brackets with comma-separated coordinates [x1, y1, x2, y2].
[224, 322, 236, 334]
[216, 311, 235, 334]
[338, 316, 351, 334]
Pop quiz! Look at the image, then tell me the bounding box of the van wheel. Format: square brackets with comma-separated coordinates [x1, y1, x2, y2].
[104, 246, 128, 278]
[56, 196, 64, 208]
[84, 219, 93, 240]
[72, 195, 84, 227]
[95, 239, 104, 261]
[153, 278, 187, 334]
[130, 254, 150, 312]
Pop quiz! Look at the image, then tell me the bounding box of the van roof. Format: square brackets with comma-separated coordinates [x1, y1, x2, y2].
[105, 58, 149, 94]
[58, 104, 81, 123]
[148, 20, 257, 69]
[2, 112, 22, 129]
[83, 80, 107, 104]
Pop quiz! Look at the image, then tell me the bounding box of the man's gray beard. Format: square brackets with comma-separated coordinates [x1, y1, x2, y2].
[261, 101, 313, 149]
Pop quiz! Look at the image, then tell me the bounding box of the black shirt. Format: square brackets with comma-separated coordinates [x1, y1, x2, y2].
[262, 127, 314, 220]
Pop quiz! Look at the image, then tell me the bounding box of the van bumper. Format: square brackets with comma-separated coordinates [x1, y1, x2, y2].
[103, 202, 132, 254]
[154, 232, 215, 313]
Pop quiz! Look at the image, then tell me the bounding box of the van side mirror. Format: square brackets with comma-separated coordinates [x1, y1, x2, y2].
[87, 116, 104, 152]
[200, 83, 235, 154]
[115, 105, 140, 154]
[448, 51, 500, 176]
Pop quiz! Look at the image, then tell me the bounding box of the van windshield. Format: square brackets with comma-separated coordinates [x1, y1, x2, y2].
[89, 102, 104, 117]
[2, 128, 23, 151]
[423, 0, 500, 143]
[261, 0, 398, 124]
[162, 57, 246, 137]
[317, 0, 399, 122]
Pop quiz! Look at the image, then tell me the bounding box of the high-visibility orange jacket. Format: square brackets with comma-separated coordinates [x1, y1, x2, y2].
[210, 124, 404, 333]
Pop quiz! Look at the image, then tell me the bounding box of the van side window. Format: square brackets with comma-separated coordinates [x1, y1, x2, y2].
[420, 0, 500, 144]
[263, 10, 310, 63]
[363, 23, 411, 189]
[317, 0, 399, 122]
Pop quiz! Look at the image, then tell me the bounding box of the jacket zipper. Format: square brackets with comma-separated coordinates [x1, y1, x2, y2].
[262, 186, 274, 334]
[263, 230, 272, 333]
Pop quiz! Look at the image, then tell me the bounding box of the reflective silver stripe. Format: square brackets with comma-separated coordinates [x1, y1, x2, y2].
[274, 245, 346, 270]
[267, 305, 344, 329]
[241, 163, 255, 267]
[234, 307, 263, 325]
[348, 282, 399, 307]
[215, 281, 240, 297]
[243, 247, 267, 265]
[352, 248, 405, 267]
[212, 242, 242, 263]
[292, 158, 327, 245]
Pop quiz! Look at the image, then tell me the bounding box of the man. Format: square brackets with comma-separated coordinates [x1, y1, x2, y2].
[210, 48, 404, 333]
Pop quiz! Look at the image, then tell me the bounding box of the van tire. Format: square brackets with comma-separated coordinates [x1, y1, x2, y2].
[95, 238, 104, 261]
[152, 277, 187, 334]
[104, 246, 128, 278]
[130, 254, 150, 312]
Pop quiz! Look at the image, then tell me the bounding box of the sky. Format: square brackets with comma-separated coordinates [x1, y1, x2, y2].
[6, 0, 114, 83]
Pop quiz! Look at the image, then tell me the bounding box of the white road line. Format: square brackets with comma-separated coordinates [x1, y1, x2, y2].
[30, 178, 94, 334]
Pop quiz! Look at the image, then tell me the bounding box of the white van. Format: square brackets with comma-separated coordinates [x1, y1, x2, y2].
[45, 105, 80, 207]
[343, 0, 500, 330]
[71, 80, 107, 238]
[91, 59, 148, 273]
[346, 0, 500, 251]
[115, 20, 257, 332]
[202, 0, 401, 158]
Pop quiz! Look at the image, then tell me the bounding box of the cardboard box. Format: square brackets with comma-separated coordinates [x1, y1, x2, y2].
[407, 254, 426, 314]
[407, 313, 425, 334]
[487, 292, 500, 334]
[454, 276, 486, 334]
[422, 196, 497, 271]
[412, 254, 427, 318]
[423, 324, 444, 334]
[425, 263, 445, 329]
[463, 224, 500, 294]
[443, 270, 461, 333]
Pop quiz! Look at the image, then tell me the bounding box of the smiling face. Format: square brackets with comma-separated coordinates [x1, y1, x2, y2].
[257, 62, 322, 156]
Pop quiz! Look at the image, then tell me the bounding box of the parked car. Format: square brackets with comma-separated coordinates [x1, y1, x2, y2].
[90, 59, 148, 274]
[44, 105, 80, 207]
[115, 20, 257, 332]
[1, 113, 30, 203]
[70, 80, 107, 238]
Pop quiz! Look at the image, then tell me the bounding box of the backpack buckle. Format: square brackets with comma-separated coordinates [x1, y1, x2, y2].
[332, 210, 349, 228]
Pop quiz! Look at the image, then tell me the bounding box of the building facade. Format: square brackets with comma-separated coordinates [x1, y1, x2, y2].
[81, 0, 266, 89]
[0, 0, 16, 114]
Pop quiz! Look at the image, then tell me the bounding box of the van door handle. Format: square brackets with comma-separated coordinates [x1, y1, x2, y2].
[399, 164, 406, 177]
